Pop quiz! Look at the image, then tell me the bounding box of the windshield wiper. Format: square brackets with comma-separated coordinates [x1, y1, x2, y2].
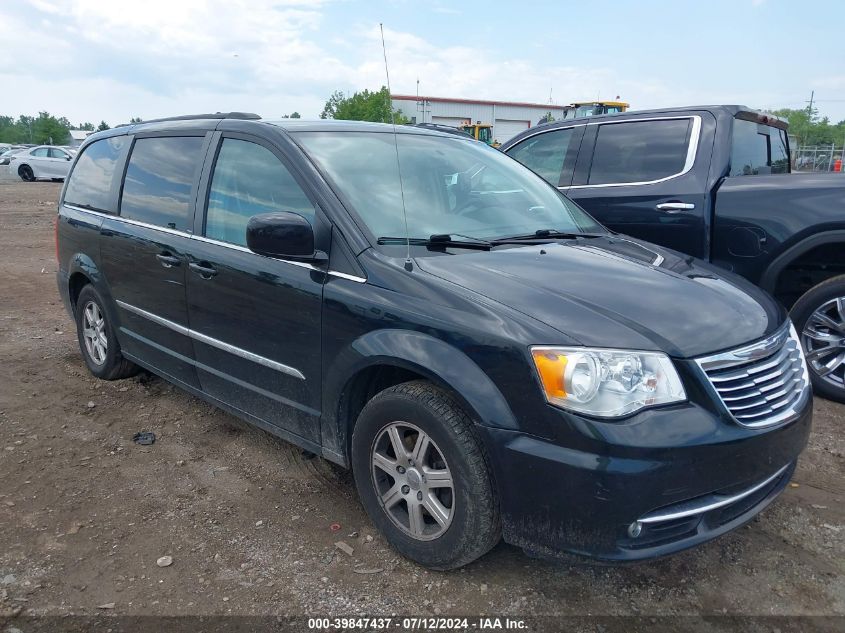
[491, 229, 605, 243]
[377, 234, 493, 250]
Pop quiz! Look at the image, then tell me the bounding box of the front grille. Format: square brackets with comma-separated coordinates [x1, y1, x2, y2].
[696, 323, 810, 428]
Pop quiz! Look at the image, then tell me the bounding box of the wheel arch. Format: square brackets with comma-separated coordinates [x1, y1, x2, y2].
[321, 329, 518, 466]
[760, 230, 845, 307]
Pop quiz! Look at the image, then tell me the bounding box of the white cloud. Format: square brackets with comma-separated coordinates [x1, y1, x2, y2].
[5, 1, 839, 124]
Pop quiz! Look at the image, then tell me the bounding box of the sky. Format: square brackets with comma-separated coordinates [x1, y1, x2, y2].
[2, 0, 845, 126]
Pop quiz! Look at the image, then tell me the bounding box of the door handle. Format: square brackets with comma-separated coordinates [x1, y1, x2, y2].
[156, 253, 181, 268]
[189, 262, 218, 278]
[655, 202, 695, 213]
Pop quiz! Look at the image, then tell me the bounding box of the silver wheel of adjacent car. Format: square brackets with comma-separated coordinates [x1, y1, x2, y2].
[371, 421, 455, 541]
[801, 296, 845, 391]
[82, 300, 108, 366]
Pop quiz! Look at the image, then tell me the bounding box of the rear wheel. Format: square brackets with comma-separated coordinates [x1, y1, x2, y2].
[75, 285, 139, 380]
[791, 275, 845, 403]
[351, 380, 500, 569]
[18, 164, 35, 182]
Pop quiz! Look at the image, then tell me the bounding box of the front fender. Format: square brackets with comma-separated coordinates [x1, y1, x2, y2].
[321, 329, 518, 463]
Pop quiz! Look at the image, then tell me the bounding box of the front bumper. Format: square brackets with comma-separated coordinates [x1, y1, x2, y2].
[477, 397, 811, 562]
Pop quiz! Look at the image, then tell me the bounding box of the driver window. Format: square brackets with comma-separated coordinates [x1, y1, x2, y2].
[205, 138, 316, 246]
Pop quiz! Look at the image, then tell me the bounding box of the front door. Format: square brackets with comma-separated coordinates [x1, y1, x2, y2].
[565, 116, 710, 259]
[185, 135, 326, 443]
[99, 134, 210, 389]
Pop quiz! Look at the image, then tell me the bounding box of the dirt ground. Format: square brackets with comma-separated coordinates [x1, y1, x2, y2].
[0, 178, 843, 624]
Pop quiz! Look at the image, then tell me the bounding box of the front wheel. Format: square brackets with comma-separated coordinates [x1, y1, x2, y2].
[18, 164, 35, 182]
[791, 274, 845, 403]
[351, 381, 500, 569]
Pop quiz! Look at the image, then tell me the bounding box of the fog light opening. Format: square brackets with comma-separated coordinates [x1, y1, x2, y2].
[628, 521, 643, 538]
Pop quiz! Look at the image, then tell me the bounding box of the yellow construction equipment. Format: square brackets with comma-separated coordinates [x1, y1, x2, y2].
[458, 122, 500, 147]
[561, 101, 629, 120]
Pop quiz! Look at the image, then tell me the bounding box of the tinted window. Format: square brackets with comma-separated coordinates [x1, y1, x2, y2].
[32, 148, 49, 157]
[508, 128, 576, 185]
[730, 119, 789, 176]
[205, 138, 316, 246]
[120, 136, 205, 231]
[588, 119, 692, 185]
[64, 137, 127, 212]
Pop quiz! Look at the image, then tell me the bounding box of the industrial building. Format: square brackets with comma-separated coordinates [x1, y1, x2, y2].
[391, 94, 566, 144]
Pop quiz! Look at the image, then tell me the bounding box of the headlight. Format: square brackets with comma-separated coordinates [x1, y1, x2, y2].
[530, 346, 686, 417]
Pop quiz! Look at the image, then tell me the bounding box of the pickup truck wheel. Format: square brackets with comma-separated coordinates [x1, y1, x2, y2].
[75, 285, 139, 381]
[18, 164, 35, 182]
[351, 380, 500, 569]
[791, 275, 845, 403]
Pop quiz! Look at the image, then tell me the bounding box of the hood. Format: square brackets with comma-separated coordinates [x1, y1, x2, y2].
[415, 236, 784, 358]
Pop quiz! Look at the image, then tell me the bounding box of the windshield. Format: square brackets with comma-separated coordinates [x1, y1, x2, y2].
[294, 131, 603, 242]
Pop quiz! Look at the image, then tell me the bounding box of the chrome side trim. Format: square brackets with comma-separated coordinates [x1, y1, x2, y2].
[64, 203, 192, 237]
[64, 204, 368, 282]
[638, 463, 790, 525]
[505, 123, 588, 149]
[327, 270, 367, 283]
[565, 115, 702, 190]
[115, 300, 306, 380]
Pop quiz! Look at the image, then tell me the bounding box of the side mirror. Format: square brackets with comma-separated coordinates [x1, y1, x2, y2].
[66, 155, 73, 160]
[246, 212, 324, 261]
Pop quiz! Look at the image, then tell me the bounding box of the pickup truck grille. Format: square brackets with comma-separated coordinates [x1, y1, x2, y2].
[696, 323, 810, 428]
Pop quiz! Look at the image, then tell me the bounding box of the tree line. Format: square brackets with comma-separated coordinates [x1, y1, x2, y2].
[0, 112, 117, 145]
[771, 107, 845, 147]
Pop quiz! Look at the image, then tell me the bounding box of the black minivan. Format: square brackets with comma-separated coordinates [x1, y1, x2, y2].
[56, 113, 812, 569]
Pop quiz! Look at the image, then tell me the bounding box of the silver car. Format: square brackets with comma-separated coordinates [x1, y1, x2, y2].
[9, 145, 75, 182]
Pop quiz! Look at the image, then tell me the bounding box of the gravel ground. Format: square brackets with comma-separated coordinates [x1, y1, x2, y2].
[0, 179, 843, 627]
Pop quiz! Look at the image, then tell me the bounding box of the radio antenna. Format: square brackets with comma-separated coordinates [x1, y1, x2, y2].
[379, 23, 412, 270]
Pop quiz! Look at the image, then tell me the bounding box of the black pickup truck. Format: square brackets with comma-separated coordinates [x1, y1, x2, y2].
[502, 105, 845, 402]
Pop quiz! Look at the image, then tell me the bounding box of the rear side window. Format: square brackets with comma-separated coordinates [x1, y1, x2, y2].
[205, 138, 316, 246]
[120, 136, 205, 231]
[507, 128, 576, 186]
[64, 137, 127, 212]
[730, 119, 789, 176]
[588, 119, 692, 185]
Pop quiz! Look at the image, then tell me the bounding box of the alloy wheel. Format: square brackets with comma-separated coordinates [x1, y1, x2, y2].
[82, 301, 108, 366]
[801, 296, 845, 390]
[370, 421, 455, 541]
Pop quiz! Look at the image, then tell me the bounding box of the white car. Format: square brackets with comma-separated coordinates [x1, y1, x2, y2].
[9, 145, 75, 182]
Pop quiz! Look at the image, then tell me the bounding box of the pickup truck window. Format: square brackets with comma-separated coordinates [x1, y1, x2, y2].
[508, 128, 575, 185]
[730, 119, 789, 176]
[588, 119, 692, 185]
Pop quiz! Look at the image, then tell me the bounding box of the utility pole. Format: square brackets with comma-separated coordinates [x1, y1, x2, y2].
[807, 90, 815, 118]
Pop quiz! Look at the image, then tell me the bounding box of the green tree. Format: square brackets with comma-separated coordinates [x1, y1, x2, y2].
[320, 87, 409, 124]
[77, 122, 96, 131]
[290, 111, 301, 119]
[97, 120, 111, 131]
[30, 112, 70, 145]
[129, 117, 143, 124]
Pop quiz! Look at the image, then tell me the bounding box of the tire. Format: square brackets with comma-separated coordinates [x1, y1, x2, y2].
[790, 274, 845, 403]
[351, 380, 500, 569]
[74, 285, 139, 380]
[18, 164, 35, 182]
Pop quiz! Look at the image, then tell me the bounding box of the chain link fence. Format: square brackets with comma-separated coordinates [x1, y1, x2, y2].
[792, 144, 845, 172]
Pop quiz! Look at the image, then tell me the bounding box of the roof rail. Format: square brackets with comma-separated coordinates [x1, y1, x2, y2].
[130, 112, 261, 125]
